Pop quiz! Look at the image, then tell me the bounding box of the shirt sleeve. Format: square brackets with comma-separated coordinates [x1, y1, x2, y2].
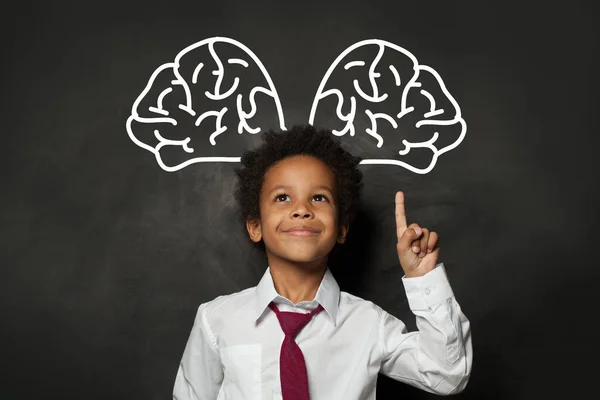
[173, 302, 224, 400]
[379, 263, 473, 395]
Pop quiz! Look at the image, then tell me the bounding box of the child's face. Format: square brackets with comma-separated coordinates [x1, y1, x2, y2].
[246, 155, 348, 268]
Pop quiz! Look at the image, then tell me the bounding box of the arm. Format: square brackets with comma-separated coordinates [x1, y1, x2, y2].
[380, 263, 472, 394]
[173, 302, 224, 400]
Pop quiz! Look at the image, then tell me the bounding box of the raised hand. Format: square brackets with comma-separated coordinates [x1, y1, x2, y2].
[395, 191, 440, 278]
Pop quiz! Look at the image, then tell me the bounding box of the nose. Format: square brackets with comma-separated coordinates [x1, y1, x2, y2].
[290, 202, 314, 219]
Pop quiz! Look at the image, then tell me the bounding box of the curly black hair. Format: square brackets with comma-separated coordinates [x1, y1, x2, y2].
[234, 124, 363, 250]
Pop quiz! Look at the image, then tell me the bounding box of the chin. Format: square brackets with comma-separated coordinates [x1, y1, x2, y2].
[264, 237, 336, 263]
[270, 247, 329, 265]
[284, 251, 324, 263]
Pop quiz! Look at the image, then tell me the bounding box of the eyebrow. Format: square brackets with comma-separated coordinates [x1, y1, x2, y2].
[267, 184, 334, 193]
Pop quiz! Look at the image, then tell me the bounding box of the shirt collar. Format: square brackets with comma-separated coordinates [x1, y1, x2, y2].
[254, 266, 340, 326]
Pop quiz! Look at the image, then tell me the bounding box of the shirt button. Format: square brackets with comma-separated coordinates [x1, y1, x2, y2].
[424, 288, 431, 295]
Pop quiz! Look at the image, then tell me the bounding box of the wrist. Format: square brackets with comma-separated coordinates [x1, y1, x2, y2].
[404, 264, 437, 278]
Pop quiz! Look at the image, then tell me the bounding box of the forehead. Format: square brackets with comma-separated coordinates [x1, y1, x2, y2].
[263, 155, 336, 188]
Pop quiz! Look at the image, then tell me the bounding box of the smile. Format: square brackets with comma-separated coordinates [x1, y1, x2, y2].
[283, 227, 320, 237]
[284, 230, 319, 237]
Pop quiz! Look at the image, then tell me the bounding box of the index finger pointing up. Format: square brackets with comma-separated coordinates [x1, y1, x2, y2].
[395, 191, 408, 241]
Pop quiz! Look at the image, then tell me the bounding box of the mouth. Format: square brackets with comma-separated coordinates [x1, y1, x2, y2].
[283, 226, 321, 237]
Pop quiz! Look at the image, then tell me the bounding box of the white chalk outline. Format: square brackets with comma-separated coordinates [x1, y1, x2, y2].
[389, 65, 401, 86]
[309, 39, 466, 174]
[194, 107, 228, 145]
[228, 58, 249, 67]
[126, 37, 286, 172]
[148, 87, 173, 116]
[127, 38, 466, 174]
[192, 63, 204, 84]
[365, 109, 398, 148]
[344, 61, 365, 69]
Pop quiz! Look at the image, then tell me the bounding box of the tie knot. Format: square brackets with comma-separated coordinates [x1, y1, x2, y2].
[269, 303, 324, 337]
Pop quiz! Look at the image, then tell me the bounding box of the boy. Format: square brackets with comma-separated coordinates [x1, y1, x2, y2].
[173, 125, 472, 399]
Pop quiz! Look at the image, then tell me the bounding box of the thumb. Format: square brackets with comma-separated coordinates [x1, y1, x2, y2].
[398, 225, 422, 253]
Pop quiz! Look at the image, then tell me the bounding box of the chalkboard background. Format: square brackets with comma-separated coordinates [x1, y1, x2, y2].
[2, 1, 598, 398]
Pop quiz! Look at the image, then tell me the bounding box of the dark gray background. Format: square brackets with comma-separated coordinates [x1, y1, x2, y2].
[1, 1, 598, 398]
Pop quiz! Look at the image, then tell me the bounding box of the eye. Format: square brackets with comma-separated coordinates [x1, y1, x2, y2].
[312, 194, 329, 202]
[274, 193, 290, 202]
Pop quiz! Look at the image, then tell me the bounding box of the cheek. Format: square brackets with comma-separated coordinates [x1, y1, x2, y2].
[261, 209, 283, 232]
[321, 208, 339, 229]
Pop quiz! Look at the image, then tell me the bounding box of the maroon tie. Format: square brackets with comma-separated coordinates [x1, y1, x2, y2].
[269, 302, 324, 400]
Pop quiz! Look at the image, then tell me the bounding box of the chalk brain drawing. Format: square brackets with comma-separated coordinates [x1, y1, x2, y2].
[309, 39, 466, 174]
[126, 37, 286, 172]
[127, 37, 466, 174]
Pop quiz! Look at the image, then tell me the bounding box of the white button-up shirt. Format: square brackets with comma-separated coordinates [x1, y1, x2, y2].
[173, 264, 472, 399]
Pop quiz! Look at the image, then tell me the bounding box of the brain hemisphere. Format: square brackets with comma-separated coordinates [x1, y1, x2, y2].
[309, 39, 466, 174]
[126, 38, 286, 172]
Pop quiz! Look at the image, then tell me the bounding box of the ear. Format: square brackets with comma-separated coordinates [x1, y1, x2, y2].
[246, 218, 263, 243]
[337, 224, 349, 244]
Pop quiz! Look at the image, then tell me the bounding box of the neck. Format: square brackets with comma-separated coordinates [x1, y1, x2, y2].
[268, 258, 327, 304]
